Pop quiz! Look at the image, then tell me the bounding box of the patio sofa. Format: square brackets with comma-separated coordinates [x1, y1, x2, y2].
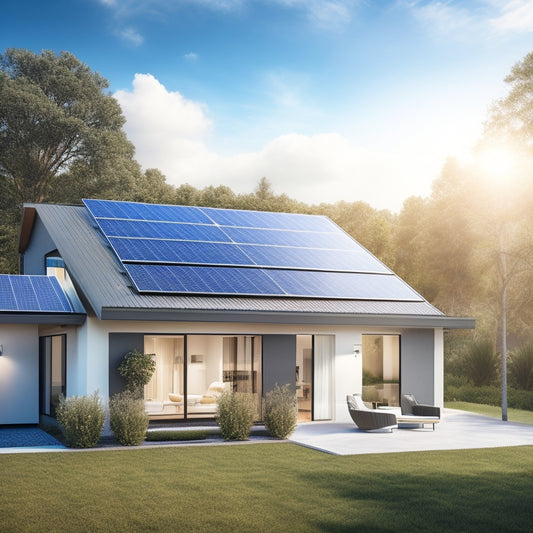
[346, 394, 397, 432]
[397, 394, 440, 430]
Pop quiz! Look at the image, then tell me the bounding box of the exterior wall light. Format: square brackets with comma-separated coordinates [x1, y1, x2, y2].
[353, 344, 361, 357]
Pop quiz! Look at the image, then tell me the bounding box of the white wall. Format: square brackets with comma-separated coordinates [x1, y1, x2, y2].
[0, 324, 39, 424]
[48, 319, 443, 424]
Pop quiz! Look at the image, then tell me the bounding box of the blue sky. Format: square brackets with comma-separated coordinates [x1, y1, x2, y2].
[2, 0, 533, 210]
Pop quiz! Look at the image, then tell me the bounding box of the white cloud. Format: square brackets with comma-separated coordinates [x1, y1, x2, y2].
[184, 52, 199, 62]
[118, 26, 144, 45]
[115, 74, 452, 211]
[489, 0, 533, 33]
[405, 0, 533, 38]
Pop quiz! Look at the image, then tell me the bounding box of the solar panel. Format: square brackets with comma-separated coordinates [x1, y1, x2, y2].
[124, 264, 421, 300]
[0, 275, 73, 312]
[83, 199, 423, 302]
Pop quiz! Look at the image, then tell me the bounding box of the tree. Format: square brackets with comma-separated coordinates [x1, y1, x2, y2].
[485, 50, 533, 151]
[0, 48, 140, 207]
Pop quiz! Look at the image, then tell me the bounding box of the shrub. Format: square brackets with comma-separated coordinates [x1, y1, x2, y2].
[216, 390, 257, 441]
[109, 391, 149, 446]
[145, 430, 208, 442]
[509, 345, 533, 391]
[462, 340, 499, 386]
[117, 349, 156, 398]
[56, 391, 105, 448]
[263, 384, 298, 439]
[444, 383, 533, 411]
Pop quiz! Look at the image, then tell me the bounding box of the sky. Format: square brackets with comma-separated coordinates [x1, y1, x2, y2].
[2, 0, 533, 211]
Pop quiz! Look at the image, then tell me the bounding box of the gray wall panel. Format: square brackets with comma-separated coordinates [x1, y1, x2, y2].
[400, 330, 435, 404]
[262, 335, 296, 394]
[22, 216, 57, 275]
[108, 333, 145, 396]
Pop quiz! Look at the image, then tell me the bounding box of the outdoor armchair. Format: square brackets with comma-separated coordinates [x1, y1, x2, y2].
[346, 394, 397, 432]
[400, 394, 440, 418]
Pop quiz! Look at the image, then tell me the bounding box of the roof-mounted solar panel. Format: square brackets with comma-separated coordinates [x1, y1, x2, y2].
[83, 199, 422, 302]
[0, 275, 73, 312]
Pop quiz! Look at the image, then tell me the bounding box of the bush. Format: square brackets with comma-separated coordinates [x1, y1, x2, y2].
[117, 349, 156, 399]
[463, 340, 499, 386]
[509, 345, 533, 391]
[444, 383, 533, 411]
[109, 391, 149, 446]
[263, 384, 298, 439]
[56, 391, 105, 448]
[216, 390, 257, 441]
[145, 430, 208, 442]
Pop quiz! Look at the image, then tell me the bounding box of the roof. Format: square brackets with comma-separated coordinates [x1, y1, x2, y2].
[20, 202, 475, 329]
[0, 274, 86, 325]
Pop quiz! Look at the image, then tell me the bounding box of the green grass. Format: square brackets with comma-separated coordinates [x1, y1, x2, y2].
[445, 401, 533, 424]
[1, 444, 532, 532]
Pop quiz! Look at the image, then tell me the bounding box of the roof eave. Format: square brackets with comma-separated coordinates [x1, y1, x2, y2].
[100, 307, 475, 329]
[0, 312, 87, 325]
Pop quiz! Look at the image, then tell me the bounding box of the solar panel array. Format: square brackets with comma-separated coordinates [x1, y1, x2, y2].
[0, 275, 73, 312]
[84, 199, 424, 301]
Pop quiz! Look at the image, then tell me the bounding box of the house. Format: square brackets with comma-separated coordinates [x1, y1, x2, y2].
[1, 199, 474, 427]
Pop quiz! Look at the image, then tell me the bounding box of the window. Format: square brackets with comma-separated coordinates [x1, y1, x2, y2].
[362, 335, 400, 407]
[40, 334, 66, 416]
[143, 335, 262, 419]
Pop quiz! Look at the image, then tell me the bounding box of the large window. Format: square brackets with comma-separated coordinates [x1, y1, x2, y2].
[144, 335, 262, 419]
[40, 334, 66, 417]
[362, 334, 400, 407]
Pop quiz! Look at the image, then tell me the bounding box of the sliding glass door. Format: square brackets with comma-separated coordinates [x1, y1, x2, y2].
[296, 335, 333, 422]
[144, 335, 262, 419]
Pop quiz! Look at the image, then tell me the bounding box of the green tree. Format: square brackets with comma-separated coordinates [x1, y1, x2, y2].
[0, 48, 140, 206]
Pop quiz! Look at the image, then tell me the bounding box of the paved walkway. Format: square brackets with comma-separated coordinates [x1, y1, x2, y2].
[289, 408, 533, 455]
[1, 409, 533, 455]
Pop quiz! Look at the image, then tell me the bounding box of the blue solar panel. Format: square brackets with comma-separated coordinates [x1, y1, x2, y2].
[125, 264, 284, 296]
[0, 276, 17, 310]
[0, 275, 73, 312]
[201, 207, 335, 231]
[240, 245, 390, 273]
[109, 238, 255, 266]
[124, 264, 422, 300]
[84, 199, 212, 224]
[84, 199, 423, 301]
[221, 226, 356, 250]
[97, 219, 231, 242]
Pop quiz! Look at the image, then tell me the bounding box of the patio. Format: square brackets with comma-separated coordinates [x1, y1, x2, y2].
[1, 408, 533, 455]
[289, 408, 533, 455]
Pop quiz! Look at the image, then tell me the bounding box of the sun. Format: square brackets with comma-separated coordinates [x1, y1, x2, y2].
[476, 147, 517, 183]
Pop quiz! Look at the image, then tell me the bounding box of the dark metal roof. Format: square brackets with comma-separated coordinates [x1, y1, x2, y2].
[24, 203, 475, 329]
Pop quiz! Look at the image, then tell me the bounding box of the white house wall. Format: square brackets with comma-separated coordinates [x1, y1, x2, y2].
[59, 319, 442, 425]
[0, 324, 39, 424]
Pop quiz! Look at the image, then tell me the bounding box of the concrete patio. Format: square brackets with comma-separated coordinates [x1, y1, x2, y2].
[1, 408, 532, 455]
[289, 408, 533, 455]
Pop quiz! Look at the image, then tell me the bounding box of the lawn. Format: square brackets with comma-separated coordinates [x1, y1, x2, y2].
[1, 443, 532, 532]
[445, 401, 533, 424]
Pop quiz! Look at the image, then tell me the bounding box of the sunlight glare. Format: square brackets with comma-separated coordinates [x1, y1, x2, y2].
[477, 147, 516, 183]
